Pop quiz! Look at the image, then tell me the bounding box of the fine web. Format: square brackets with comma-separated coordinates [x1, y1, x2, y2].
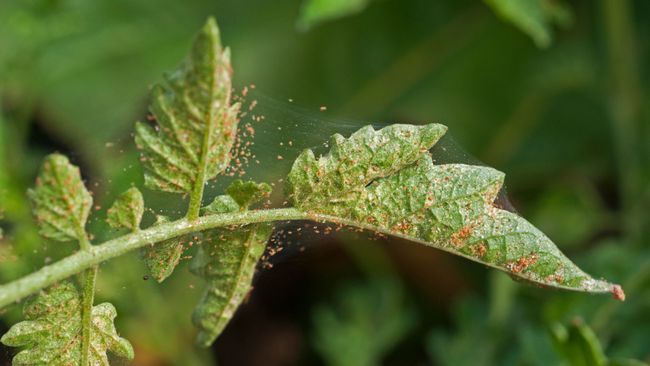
[212, 88, 517, 267]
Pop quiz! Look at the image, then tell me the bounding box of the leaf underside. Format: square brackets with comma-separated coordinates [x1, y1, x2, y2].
[106, 187, 144, 231]
[28, 154, 92, 242]
[288, 124, 620, 296]
[190, 181, 273, 347]
[134, 17, 239, 194]
[0, 282, 133, 365]
[137, 16, 244, 282]
[142, 215, 186, 283]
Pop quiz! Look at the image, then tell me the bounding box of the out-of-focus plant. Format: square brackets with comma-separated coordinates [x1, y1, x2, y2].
[483, 0, 572, 48]
[550, 319, 649, 366]
[0, 15, 628, 366]
[297, 0, 572, 48]
[311, 279, 415, 366]
[297, 0, 371, 30]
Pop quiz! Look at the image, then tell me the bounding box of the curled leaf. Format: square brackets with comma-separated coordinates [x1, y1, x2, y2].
[288, 124, 622, 297]
[142, 215, 186, 283]
[135, 17, 239, 194]
[0, 281, 133, 365]
[106, 187, 144, 231]
[190, 222, 272, 347]
[28, 154, 92, 242]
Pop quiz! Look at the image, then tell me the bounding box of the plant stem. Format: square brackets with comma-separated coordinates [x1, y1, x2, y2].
[80, 265, 98, 366]
[0, 206, 621, 309]
[0, 208, 308, 308]
[77, 232, 96, 366]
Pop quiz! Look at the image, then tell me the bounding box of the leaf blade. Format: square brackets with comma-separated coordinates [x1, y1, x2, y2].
[190, 180, 274, 346]
[142, 215, 186, 283]
[190, 222, 272, 347]
[288, 123, 447, 209]
[27, 154, 92, 243]
[297, 0, 371, 30]
[288, 124, 621, 296]
[135, 17, 239, 195]
[0, 282, 133, 365]
[106, 187, 144, 231]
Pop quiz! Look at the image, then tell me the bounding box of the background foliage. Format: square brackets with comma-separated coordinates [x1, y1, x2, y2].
[0, 0, 649, 365]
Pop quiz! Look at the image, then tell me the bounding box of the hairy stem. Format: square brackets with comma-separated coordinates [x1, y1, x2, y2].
[0, 208, 308, 308]
[0, 205, 621, 309]
[80, 265, 98, 366]
[77, 232, 96, 366]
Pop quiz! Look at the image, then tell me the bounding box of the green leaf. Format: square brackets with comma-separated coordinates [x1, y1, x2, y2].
[297, 0, 370, 30]
[190, 222, 272, 347]
[202, 194, 241, 214]
[484, 0, 572, 48]
[142, 215, 186, 283]
[135, 17, 239, 194]
[190, 181, 273, 347]
[549, 320, 650, 366]
[288, 124, 621, 296]
[551, 320, 607, 366]
[106, 187, 144, 231]
[27, 154, 92, 243]
[0, 281, 133, 365]
[288, 123, 447, 209]
[607, 360, 650, 366]
[225, 179, 272, 209]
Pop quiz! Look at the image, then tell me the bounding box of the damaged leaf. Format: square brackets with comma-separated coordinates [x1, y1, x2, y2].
[0, 282, 133, 365]
[142, 215, 186, 283]
[106, 187, 144, 231]
[287, 124, 622, 297]
[135, 17, 239, 194]
[27, 154, 92, 243]
[190, 181, 273, 347]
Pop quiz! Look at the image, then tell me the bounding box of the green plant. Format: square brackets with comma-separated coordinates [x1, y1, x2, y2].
[298, 0, 571, 48]
[0, 16, 626, 365]
[312, 278, 415, 366]
[550, 319, 649, 366]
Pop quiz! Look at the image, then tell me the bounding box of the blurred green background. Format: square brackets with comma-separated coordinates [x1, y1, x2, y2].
[0, 0, 649, 365]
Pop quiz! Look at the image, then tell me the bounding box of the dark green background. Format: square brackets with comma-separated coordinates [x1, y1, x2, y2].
[0, 0, 648, 365]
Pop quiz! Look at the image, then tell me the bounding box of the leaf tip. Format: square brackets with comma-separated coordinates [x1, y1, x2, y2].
[202, 16, 221, 41]
[421, 123, 448, 147]
[194, 331, 214, 348]
[611, 284, 625, 301]
[0, 330, 11, 346]
[118, 338, 136, 360]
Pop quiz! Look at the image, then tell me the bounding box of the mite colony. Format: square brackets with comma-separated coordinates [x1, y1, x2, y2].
[225, 84, 261, 178]
[259, 220, 390, 271]
[137, 83, 369, 276]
